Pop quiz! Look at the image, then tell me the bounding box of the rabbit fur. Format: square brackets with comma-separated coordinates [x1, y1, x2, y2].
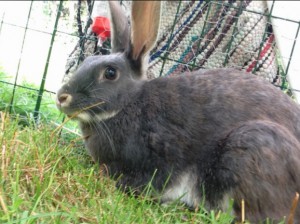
[56, 1, 300, 223]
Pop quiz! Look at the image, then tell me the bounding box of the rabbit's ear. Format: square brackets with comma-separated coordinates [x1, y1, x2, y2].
[108, 1, 130, 53]
[127, 1, 161, 75]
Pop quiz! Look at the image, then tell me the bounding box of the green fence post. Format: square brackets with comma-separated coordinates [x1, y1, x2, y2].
[9, 1, 33, 114]
[159, 0, 182, 77]
[190, 0, 212, 70]
[33, 0, 63, 122]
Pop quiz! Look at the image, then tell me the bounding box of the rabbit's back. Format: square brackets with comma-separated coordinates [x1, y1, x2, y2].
[146, 68, 300, 143]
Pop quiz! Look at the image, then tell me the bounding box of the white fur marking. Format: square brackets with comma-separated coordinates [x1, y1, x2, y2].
[162, 171, 200, 207]
[77, 111, 119, 123]
[219, 193, 231, 211]
[162, 172, 233, 212]
[77, 112, 92, 122]
[95, 110, 119, 122]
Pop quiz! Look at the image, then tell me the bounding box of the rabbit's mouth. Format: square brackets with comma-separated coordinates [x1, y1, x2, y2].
[62, 111, 82, 119]
[83, 134, 91, 141]
[69, 111, 92, 122]
[59, 110, 90, 122]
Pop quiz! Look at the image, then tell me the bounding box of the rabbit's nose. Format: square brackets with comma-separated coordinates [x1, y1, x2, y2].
[57, 93, 72, 107]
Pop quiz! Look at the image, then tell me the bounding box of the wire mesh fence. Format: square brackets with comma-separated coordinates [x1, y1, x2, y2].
[0, 0, 299, 127]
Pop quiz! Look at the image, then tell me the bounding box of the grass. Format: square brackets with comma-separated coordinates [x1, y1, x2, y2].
[0, 112, 236, 224]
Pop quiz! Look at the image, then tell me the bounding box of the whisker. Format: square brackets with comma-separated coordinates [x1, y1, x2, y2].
[81, 101, 106, 111]
[90, 98, 112, 105]
[83, 80, 96, 91]
[89, 87, 116, 93]
[89, 110, 117, 157]
[88, 95, 114, 104]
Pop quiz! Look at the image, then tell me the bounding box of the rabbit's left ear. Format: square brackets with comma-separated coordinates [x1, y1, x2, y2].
[127, 1, 161, 74]
[108, 1, 130, 53]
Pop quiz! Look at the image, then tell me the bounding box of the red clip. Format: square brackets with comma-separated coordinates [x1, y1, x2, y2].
[91, 16, 111, 41]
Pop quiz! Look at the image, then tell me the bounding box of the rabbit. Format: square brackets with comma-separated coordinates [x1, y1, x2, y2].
[56, 1, 300, 223]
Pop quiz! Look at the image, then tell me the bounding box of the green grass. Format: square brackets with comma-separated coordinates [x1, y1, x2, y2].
[0, 113, 236, 224]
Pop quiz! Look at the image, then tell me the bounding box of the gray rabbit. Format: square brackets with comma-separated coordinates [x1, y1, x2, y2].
[56, 1, 300, 223]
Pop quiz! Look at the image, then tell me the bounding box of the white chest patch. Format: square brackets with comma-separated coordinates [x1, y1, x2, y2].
[162, 170, 200, 207]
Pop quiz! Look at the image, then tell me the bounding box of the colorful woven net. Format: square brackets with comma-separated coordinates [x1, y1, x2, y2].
[64, 1, 282, 87]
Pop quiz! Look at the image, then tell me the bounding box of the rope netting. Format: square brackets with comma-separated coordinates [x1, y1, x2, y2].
[63, 1, 289, 93]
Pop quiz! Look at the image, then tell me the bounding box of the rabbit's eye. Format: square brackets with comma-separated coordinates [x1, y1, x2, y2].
[104, 67, 117, 80]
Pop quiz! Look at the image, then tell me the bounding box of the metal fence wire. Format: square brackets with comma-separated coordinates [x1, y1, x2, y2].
[0, 0, 299, 125]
